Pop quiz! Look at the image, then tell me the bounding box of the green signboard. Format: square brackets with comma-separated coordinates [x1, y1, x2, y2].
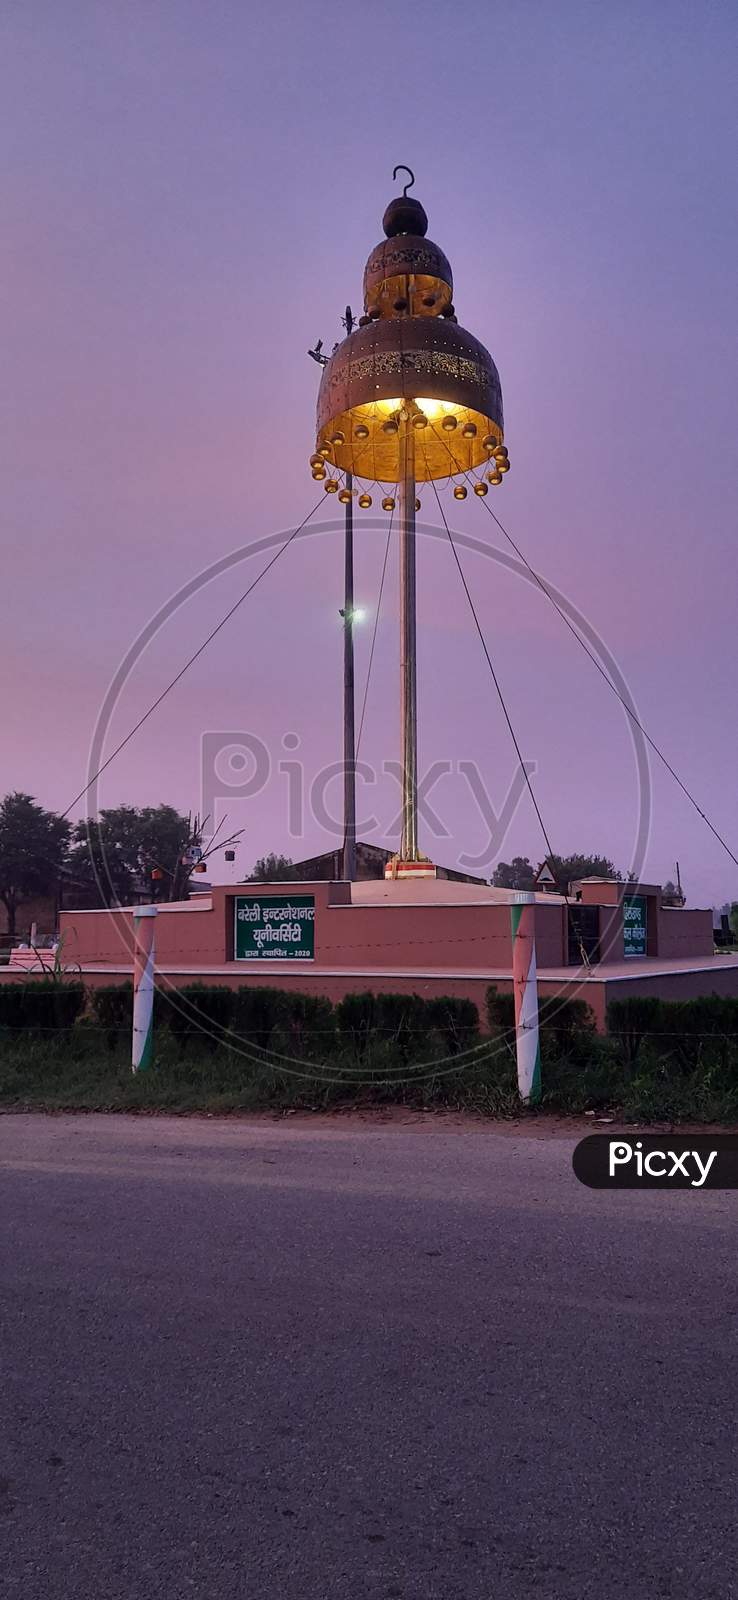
[623, 894, 647, 958]
[234, 894, 315, 961]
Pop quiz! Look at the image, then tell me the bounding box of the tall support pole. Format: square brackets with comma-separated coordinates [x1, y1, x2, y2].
[342, 471, 357, 881]
[399, 415, 419, 861]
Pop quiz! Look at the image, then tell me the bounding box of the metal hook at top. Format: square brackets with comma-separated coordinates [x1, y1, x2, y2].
[392, 165, 415, 198]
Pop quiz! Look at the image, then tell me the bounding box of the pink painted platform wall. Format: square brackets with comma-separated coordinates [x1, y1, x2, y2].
[59, 883, 569, 975]
[58, 889, 569, 972]
[314, 897, 566, 971]
[657, 908, 714, 960]
[57, 880, 714, 979]
[59, 898, 219, 972]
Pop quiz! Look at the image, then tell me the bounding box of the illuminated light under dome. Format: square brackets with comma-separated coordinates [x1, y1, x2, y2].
[314, 193, 505, 486]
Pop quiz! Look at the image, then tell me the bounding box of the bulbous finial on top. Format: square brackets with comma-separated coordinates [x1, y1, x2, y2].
[383, 165, 428, 238]
[383, 196, 428, 237]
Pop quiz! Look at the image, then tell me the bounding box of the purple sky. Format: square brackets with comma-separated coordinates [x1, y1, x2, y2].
[2, 2, 737, 904]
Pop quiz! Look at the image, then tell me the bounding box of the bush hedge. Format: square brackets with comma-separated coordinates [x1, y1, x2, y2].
[336, 991, 479, 1063]
[606, 994, 738, 1073]
[0, 980, 85, 1034]
[5, 978, 738, 1122]
[232, 987, 293, 1052]
[160, 984, 236, 1054]
[604, 996, 663, 1066]
[90, 983, 133, 1050]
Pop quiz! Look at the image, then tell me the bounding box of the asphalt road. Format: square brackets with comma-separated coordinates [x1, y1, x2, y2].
[1, 1113, 736, 1599]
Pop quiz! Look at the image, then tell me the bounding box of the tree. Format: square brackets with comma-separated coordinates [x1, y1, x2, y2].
[249, 853, 299, 882]
[69, 804, 194, 906]
[0, 792, 71, 937]
[494, 852, 624, 894]
[546, 854, 621, 893]
[492, 857, 535, 890]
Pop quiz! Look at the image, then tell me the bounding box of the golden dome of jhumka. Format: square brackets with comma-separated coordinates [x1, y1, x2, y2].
[314, 187, 506, 488]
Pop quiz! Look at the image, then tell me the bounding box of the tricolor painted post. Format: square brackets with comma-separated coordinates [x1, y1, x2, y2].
[132, 905, 157, 1073]
[511, 891, 541, 1104]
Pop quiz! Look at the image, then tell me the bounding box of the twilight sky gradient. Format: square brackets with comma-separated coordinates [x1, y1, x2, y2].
[2, 1, 737, 903]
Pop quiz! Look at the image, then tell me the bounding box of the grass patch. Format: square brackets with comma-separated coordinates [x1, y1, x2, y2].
[1, 1022, 738, 1122]
[0, 1027, 520, 1116]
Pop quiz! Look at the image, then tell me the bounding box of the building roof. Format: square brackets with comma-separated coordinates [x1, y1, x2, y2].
[345, 879, 566, 908]
[286, 842, 489, 887]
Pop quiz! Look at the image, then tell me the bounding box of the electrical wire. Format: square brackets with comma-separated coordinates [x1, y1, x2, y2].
[426, 455, 591, 964]
[62, 495, 326, 821]
[427, 471, 568, 894]
[477, 492, 738, 871]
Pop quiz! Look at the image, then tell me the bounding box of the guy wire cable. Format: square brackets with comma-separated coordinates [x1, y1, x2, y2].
[62, 494, 326, 821]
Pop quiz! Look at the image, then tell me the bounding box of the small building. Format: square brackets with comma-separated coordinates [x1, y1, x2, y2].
[283, 841, 487, 886]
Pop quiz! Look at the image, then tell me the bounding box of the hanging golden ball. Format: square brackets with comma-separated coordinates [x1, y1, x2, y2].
[442, 414, 458, 431]
[462, 422, 477, 438]
[382, 496, 396, 512]
[358, 493, 372, 508]
[338, 488, 352, 504]
[330, 430, 346, 446]
[324, 479, 339, 494]
[312, 467, 326, 481]
[474, 481, 488, 496]
[382, 418, 399, 435]
[487, 470, 503, 485]
[354, 423, 370, 439]
[309, 453, 324, 469]
[412, 412, 428, 429]
[453, 484, 467, 500]
[482, 434, 497, 453]
[493, 444, 508, 462]
[498, 458, 510, 473]
[319, 443, 332, 459]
